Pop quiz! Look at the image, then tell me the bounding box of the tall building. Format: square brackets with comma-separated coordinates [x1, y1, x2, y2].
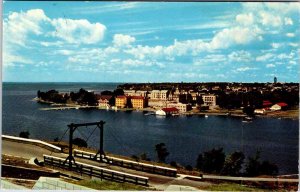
[115, 96, 127, 108]
[274, 76, 277, 84]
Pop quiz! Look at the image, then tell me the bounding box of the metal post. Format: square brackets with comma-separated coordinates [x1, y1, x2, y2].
[69, 124, 74, 170]
[100, 121, 104, 162]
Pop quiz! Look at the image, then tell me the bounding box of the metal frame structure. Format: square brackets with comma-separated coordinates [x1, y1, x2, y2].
[63, 121, 105, 170]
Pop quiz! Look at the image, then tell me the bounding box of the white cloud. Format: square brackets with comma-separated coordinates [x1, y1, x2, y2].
[256, 53, 274, 62]
[236, 67, 257, 72]
[236, 13, 254, 26]
[266, 64, 275, 68]
[284, 17, 293, 25]
[3, 50, 33, 67]
[51, 18, 106, 44]
[3, 9, 50, 67]
[40, 41, 64, 47]
[271, 43, 283, 49]
[289, 43, 298, 47]
[56, 50, 74, 56]
[113, 34, 136, 47]
[210, 26, 262, 49]
[228, 51, 252, 62]
[122, 59, 143, 66]
[286, 33, 295, 37]
[259, 11, 282, 27]
[4, 9, 49, 46]
[289, 60, 297, 65]
[193, 54, 227, 65]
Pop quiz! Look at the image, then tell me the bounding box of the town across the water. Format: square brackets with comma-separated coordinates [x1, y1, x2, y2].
[36, 79, 299, 118]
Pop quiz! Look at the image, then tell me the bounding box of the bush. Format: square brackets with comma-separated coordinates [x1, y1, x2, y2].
[170, 161, 178, 168]
[19, 131, 30, 138]
[72, 137, 87, 148]
[185, 165, 193, 171]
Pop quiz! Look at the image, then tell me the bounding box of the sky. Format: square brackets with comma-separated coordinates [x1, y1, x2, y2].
[3, 2, 300, 83]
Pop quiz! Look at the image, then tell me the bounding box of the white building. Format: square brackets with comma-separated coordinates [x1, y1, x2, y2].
[167, 102, 192, 113]
[202, 95, 216, 106]
[254, 109, 266, 114]
[270, 104, 283, 111]
[155, 107, 179, 116]
[124, 90, 136, 96]
[149, 90, 169, 100]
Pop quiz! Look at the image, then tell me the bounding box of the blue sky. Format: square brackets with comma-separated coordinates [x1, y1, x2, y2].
[3, 2, 300, 82]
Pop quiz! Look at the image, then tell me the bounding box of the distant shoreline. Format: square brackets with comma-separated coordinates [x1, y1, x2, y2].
[35, 98, 299, 120]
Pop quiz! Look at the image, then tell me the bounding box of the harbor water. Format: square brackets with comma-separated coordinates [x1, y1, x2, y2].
[2, 82, 299, 174]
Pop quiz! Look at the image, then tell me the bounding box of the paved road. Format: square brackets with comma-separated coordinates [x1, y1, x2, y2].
[2, 139, 212, 190]
[3, 139, 297, 190]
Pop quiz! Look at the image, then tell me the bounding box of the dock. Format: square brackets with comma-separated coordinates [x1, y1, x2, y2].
[39, 106, 100, 111]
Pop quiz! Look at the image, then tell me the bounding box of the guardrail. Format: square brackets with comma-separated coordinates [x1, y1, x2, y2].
[74, 149, 177, 177]
[43, 155, 149, 186]
[2, 135, 61, 152]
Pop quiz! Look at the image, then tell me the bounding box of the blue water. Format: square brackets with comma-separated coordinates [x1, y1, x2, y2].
[2, 82, 299, 174]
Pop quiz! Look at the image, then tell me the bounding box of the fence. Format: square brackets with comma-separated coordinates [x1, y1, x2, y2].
[43, 155, 149, 186]
[74, 149, 177, 177]
[2, 135, 61, 152]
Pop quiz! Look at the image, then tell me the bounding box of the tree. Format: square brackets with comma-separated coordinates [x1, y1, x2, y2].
[245, 151, 279, 176]
[197, 148, 225, 174]
[155, 143, 169, 163]
[185, 165, 193, 171]
[221, 151, 245, 176]
[140, 153, 150, 161]
[126, 98, 133, 108]
[109, 96, 115, 106]
[245, 151, 261, 176]
[72, 137, 87, 148]
[170, 161, 178, 168]
[196, 154, 203, 170]
[114, 88, 124, 96]
[19, 131, 30, 138]
[260, 161, 278, 176]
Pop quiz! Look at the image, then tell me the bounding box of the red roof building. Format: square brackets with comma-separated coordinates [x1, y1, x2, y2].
[276, 102, 288, 107]
[162, 107, 179, 112]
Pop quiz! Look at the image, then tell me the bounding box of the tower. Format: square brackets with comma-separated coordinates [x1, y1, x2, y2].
[274, 76, 277, 84]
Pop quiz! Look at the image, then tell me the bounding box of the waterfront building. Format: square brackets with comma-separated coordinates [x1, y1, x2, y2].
[136, 90, 148, 98]
[202, 95, 217, 107]
[124, 90, 136, 96]
[190, 91, 199, 101]
[148, 99, 167, 108]
[270, 102, 288, 111]
[131, 96, 147, 109]
[115, 96, 127, 108]
[167, 102, 192, 113]
[98, 95, 112, 108]
[150, 90, 169, 100]
[254, 109, 266, 114]
[155, 107, 179, 116]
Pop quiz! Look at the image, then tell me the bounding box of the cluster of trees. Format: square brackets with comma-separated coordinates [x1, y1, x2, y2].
[196, 148, 278, 176]
[37, 88, 98, 106]
[69, 88, 98, 106]
[37, 90, 68, 103]
[217, 89, 299, 110]
[146, 143, 279, 177]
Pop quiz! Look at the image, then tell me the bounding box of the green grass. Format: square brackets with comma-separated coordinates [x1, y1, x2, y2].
[201, 183, 266, 191]
[75, 179, 151, 190]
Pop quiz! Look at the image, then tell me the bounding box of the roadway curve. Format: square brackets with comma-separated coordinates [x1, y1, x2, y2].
[3, 140, 297, 190]
[2, 139, 211, 190]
